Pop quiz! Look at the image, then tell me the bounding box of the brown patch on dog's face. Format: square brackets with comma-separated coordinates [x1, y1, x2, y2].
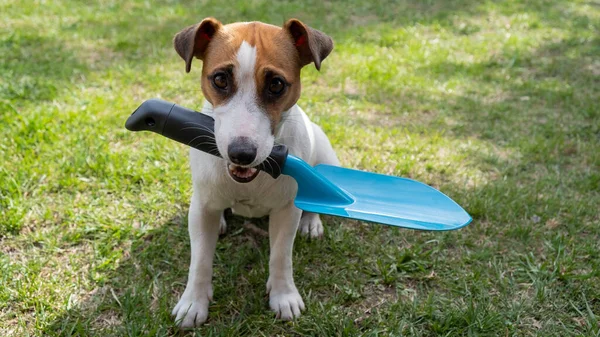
[174, 19, 333, 130]
[173, 19, 333, 170]
[198, 22, 302, 129]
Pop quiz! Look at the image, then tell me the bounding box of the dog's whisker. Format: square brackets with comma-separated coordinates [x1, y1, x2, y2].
[208, 144, 221, 156]
[194, 142, 219, 154]
[208, 148, 220, 157]
[197, 141, 218, 149]
[180, 125, 216, 134]
[194, 145, 220, 158]
[197, 142, 218, 151]
[271, 157, 282, 174]
[183, 132, 216, 141]
[263, 156, 274, 174]
[187, 135, 217, 146]
[267, 156, 282, 175]
[187, 135, 216, 143]
[180, 126, 215, 133]
[187, 133, 216, 141]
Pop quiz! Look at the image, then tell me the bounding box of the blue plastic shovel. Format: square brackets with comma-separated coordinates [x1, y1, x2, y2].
[125, 99, 472, 231]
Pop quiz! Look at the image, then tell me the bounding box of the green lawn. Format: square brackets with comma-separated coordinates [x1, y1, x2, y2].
[1, 0, 599, 336]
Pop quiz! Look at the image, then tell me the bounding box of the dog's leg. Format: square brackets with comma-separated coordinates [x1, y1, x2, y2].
[172, 193, 221, 327]
[219, 211, 227, 235]
[267, 201, 305, 320]
[298, 123, 339, 239]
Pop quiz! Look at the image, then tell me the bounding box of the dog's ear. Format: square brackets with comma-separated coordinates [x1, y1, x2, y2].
[173, 18, 222, 73]
[283, 19, 333, 71]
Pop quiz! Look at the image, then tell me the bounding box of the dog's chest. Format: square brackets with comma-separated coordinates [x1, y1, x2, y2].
[226, 174, 297, 218]
[216, 173, 296, 218]
[230, 199, 270, 218]
[191, 150, 299, 215]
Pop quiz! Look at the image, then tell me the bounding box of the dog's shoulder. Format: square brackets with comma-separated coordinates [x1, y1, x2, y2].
[275, 104, 318, 164]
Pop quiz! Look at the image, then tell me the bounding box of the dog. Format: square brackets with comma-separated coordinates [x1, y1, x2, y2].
[170, 18, 339, 327]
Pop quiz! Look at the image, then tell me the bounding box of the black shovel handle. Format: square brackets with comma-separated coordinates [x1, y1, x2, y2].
[125, 98, 288, 179]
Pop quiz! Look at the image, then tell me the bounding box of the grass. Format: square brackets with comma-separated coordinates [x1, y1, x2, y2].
[1, 0, 599, 335]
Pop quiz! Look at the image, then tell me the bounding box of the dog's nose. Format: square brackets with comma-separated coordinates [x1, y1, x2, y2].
[228, 137, 257, 166]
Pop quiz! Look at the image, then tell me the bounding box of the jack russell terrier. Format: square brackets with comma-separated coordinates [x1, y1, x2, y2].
[171, 18, 339, 327]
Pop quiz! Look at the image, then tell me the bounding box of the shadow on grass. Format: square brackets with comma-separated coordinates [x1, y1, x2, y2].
[44, 211, 394, 336]
[42, 211, 267, 335]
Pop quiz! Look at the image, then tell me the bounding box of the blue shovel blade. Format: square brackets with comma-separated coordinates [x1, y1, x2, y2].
[283, 155, 472, 231]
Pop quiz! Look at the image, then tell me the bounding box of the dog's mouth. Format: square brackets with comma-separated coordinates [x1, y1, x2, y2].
[227, 163, 260, 183]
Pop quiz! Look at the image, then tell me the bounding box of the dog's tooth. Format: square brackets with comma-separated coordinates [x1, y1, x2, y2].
[226, 164, 258, 180]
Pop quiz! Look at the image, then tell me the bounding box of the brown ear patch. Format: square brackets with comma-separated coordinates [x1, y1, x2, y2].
[173, 17, 222, 73]
[284, 19, 333, 71]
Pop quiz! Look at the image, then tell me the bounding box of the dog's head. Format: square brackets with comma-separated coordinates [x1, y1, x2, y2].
[174, 18, 333, 183]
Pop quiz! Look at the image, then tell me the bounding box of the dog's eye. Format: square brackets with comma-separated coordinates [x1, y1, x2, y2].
[268, 78, 285, 95]
[213, 73, 228, 90]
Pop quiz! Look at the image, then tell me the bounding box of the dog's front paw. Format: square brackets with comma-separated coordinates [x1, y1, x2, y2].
[269, 289, 305, 320]
[172, 287, 212, 328]
[267, 280, 305, 320]
[299, 212, 323, 238]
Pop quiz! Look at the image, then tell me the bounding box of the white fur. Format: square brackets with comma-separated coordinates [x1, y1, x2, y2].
[172, 41, 339, 328]
[213, 41, 273, 167]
